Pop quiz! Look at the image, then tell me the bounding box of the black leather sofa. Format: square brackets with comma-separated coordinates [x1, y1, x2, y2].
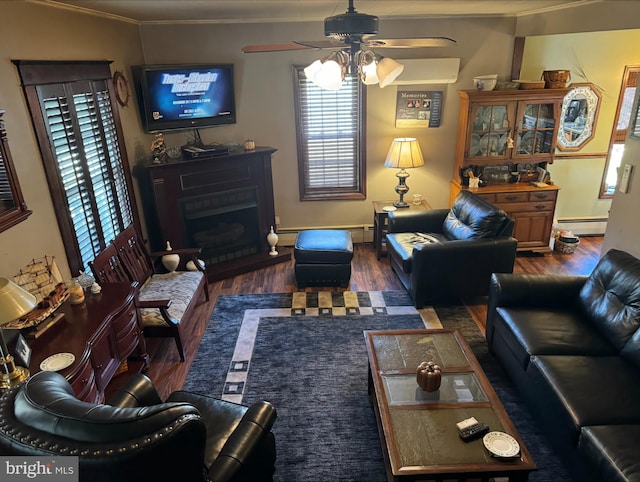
[0, 371, 277, 482]
[486, 248, 640, 481]
[386, 190, 517, 307]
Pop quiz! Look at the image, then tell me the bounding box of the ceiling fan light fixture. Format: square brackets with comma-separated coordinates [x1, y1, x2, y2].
[305, 51, 348, 91]
[356, 50, 379, 85]
[377, 57, 405, 88]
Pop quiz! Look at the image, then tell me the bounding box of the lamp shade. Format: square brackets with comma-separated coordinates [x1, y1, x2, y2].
[0, 277, 37, 326]
[384, 138, 425, 169]
[377, 57, 405, 88]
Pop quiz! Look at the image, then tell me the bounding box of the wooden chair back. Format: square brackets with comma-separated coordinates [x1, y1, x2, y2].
[113, 225, 155, 284]
[89, 244, 131, 285]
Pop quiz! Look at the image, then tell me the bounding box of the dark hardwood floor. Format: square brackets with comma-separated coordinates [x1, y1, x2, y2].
[144, 236, 604, 399]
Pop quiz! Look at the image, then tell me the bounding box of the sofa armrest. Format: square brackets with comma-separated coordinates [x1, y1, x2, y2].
[388, 209, 449, 233]
[486, 272, 588, 347]
[208, 401, 277, 482]
[106, 373, 163, 407]
[488, 273, 588, 308]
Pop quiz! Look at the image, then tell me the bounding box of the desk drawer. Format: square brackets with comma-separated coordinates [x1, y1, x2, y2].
[69, 356, 100, 403]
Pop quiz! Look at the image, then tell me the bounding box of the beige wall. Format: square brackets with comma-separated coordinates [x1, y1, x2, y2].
[520, 29, 640, 220]
[1, 1, 639, 281]
[137, 17, 517, 233]
[0, 2, 145, 279]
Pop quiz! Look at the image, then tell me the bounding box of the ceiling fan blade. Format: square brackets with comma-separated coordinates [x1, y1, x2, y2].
[293, 39, 346, 49]
[241, 43, 313, 53]
[364, 37, 457, 48]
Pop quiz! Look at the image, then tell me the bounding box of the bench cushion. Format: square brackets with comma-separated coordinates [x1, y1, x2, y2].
[139, 271, 204, 326]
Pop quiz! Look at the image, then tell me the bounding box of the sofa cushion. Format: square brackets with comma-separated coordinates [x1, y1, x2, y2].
[579, 425, 640, 482]
[495, 307, 616, 371]
[579, 249, 640, 350]
[442, 190, 510, 240]
[384, 232, 446, 273]
[139, 271, 204, 326]
[526, 355, 640, 447]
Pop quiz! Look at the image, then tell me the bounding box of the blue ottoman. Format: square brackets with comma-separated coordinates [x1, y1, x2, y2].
[294, 230, 354, 288]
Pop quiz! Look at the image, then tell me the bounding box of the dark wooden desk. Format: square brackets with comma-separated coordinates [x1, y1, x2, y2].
[372, 200, 431, 259]
[26, 282, 148, 403]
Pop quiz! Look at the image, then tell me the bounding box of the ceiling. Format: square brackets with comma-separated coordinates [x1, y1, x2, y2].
[34, 0, 598, 24]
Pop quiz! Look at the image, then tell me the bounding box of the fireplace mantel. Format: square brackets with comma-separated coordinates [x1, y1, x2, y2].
[139, 146, 290, 281]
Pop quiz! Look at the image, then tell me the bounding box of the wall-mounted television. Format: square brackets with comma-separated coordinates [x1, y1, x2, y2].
[131, 63, 236, 132]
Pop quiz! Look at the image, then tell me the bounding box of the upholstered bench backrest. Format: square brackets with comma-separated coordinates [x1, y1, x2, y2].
[443, 190, 513, 241]
[579, 249, 640, 362]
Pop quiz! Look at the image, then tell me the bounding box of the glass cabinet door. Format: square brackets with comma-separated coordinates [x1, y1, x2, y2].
[469, 104, 511, 158]
[515, 102, 556, 158]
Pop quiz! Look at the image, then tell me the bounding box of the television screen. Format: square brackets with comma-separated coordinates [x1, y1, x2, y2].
[132, 64, 236, 132]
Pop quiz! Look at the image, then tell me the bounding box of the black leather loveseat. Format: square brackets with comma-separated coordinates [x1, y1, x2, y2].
[486, 248, 640, 481]
[386, 190, 517, 307]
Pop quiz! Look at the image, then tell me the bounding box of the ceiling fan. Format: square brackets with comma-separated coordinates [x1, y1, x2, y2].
[241, 0, 457, 54]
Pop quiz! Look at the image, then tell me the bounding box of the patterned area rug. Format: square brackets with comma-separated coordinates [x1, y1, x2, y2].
[183, 291, 570, 482]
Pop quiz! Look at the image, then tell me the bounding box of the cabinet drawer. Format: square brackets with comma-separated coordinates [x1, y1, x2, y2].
[496, 192, 529, 203]
[497, 201, 555, 213]
[68, 356, 100, 403]
[528, 190, 557, 202]
[475, 193, 496, 203]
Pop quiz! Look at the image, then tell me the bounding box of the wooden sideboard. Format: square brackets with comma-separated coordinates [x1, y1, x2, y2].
[23, 282, 148, 403]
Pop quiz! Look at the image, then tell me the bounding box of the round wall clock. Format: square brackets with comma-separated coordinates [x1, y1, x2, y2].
[113, 70, 130, 107]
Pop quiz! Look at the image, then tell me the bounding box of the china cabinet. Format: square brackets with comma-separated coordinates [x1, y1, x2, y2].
[451, 88, 569, 253]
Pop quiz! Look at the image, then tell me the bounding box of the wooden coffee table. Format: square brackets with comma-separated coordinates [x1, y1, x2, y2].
[364, 329, 536, 481]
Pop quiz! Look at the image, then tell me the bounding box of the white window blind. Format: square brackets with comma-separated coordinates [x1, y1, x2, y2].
[294, 68, 366, 200]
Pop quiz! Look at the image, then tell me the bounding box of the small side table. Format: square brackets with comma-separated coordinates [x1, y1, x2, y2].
[372, 200, 431, 259]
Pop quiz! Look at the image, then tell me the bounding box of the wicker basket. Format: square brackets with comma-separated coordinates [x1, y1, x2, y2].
[554, 237, 580, 254]
[543, 70, 571, 89]
[516, 80, 546, 90]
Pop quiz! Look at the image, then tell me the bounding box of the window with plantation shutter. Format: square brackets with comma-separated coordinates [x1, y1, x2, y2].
[293, 67, 366, 200]
[14, 61, 138, 276]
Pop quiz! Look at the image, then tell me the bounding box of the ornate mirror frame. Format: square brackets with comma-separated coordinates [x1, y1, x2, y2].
[557, 83, 602, 151]
[0, 109, 32, 233]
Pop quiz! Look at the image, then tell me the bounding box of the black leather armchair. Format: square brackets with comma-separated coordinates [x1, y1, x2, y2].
[0, 371, 277, 482]
[386, 190, 518, 307]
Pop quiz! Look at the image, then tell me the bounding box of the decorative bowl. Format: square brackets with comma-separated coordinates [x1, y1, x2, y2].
[473, 74, 498, 91]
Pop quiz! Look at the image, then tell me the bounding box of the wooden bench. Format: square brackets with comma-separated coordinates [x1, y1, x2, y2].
[90, 225, 209, 361]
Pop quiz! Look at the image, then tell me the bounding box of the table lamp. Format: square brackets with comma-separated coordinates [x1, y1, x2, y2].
[384, 137, 425, 208]
[0, 277, 37, 388]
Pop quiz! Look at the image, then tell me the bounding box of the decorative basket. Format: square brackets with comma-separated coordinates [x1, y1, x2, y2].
[543, 70, 571, 88]
[516, 80, 546, 90]
[554, 237, 580, 254]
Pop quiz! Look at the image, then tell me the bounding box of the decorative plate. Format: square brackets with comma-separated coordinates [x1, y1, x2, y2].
[382, 206, 397, 212]
[483, 431, 521, 458]
[113, 70, 130, 107]
[40, 353, 75, 372]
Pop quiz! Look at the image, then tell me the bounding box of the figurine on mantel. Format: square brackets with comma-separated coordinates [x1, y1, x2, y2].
[151, 133, 167, 164]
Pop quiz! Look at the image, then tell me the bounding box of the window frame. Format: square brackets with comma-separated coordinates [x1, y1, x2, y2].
[293, 65, 366, 201]
[599, 65, 640, 198]
[13, 60, 140, 275]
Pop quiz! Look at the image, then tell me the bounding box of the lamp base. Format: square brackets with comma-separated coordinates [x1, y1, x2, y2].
[393, 200, 410, 208]
[0, 356, 30, 389]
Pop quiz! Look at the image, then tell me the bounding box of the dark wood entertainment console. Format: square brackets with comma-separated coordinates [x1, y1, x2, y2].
[139, 146, 290, 282]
